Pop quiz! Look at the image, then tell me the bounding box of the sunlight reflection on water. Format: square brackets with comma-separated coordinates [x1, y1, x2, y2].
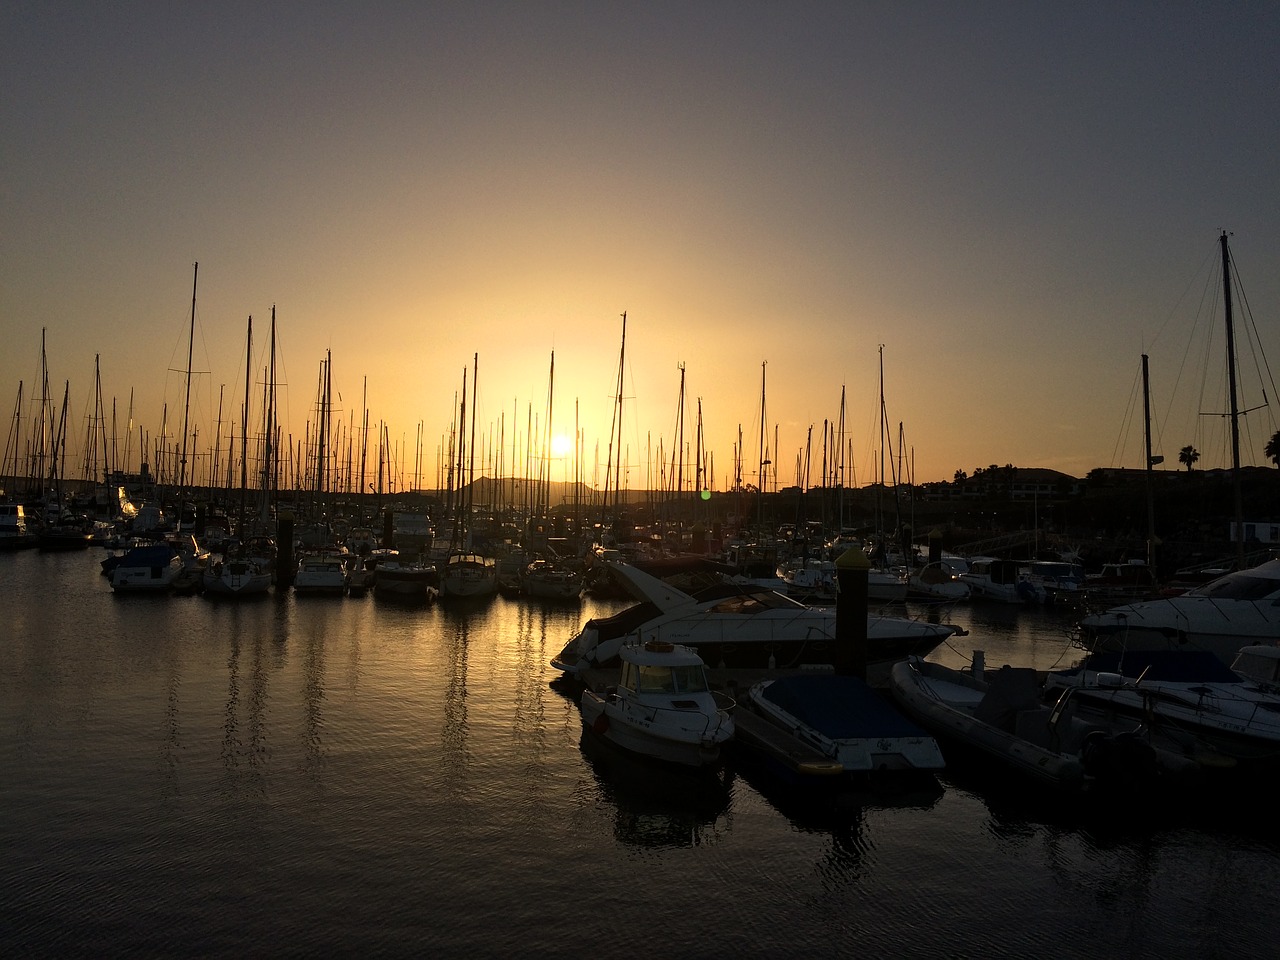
[2, 551, 1277, 958]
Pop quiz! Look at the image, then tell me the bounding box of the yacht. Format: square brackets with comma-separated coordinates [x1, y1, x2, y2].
[551, 559, 961, 678]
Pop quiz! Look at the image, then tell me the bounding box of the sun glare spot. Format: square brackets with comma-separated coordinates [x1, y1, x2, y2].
[551, 433, 573, 457]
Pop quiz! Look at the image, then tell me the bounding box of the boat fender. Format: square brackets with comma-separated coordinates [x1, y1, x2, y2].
[592, 714, 609, 735]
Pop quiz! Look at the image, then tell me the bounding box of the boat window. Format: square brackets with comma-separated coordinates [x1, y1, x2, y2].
[669, 665, 709, 694]
[1194, 573, 1280, 601]
[620, 662, 637, 691]
[636, 665, 676, 694]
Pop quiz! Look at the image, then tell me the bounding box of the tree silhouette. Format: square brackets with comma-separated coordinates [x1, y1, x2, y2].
[1178, 445, 1200, 472]
[1266, 430, 1280, 468]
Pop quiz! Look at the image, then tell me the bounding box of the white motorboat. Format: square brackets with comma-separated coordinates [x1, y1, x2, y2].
[960, 557, 1045, 604]
[1026, 560, 1087, 602]
[551, 558, 961, 678]
[1075, 559, 1280, 666]
[907, 560, 970, 603]
[293, 554, 350, 595]
[522, 559, 583, 601]
[109, 542, 184, 593]
[373, 557, 438, 602]
[579, 640, 734, 767]
[890, 657, 1196, 791]
[867, 565, 910, 603]
[1043, 649, 1280, 770]
[747, 673, 945, 773]
[202, 555, 272, 598]
[780, 560, 837, 604]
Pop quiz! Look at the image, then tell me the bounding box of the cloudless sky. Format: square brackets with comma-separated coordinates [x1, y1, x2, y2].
[3, 2, 1279, 491]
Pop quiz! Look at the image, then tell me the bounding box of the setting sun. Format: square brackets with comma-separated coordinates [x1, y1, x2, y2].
[551, 433, 573, 458]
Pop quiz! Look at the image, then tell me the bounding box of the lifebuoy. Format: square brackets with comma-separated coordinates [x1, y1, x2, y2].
[644, 640, 675, 653]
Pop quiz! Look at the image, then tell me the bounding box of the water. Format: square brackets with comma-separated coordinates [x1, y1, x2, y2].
[3, 550, 1278, 958]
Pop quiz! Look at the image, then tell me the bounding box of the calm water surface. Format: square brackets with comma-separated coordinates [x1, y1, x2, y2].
[3, 550, 1277, 958]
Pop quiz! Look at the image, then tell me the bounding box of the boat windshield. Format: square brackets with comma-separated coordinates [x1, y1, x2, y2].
[707, 591, 804, 615]
[1191, 572, 1280, 601]
[633, 664, 709, 695]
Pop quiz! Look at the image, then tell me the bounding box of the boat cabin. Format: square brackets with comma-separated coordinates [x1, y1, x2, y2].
[619, 641, 711, 698]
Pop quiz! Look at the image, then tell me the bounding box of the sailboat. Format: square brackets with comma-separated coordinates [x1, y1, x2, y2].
[867, 346, 907, 601]
[1076, 232, 1277, 665]
[439, 354, 497, 599]
[203, 315, 272, 598]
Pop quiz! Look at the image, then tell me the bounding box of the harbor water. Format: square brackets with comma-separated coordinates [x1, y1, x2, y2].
[3, 549, 1278, 958]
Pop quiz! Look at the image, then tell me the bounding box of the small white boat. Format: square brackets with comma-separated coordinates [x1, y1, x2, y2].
[747, 673, 945, 773]
[439, 552, 498, 599]
[960, 557, 1045, 604]
[579, 640, 735, 768]
[109, 543, 184, 593]
[890, 657, 1193, 791]
[293, 554, 350, 595]
[907, 560, 970, 603]
[373, 558, 438, 602]
[202, 556, 272, 598]
[522, 559, 583, 601]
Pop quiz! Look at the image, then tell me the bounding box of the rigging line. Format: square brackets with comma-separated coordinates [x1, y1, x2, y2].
[1109, 359, 1144, 469]
[1146, 243, 1217, 352]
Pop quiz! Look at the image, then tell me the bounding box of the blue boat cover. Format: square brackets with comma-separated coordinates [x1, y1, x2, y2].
[759, 674, 930, 739]
[120, 544, 178, 565]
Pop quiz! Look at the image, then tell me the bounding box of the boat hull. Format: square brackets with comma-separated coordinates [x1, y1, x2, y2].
[580, 689, 727, 768]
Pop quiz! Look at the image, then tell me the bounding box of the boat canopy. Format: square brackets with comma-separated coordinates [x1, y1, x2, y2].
[757, 674, 931, 740]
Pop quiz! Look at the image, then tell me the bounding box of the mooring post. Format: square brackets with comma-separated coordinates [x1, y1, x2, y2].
[276, 510, 295, 590]
[834, 546, 870, 679]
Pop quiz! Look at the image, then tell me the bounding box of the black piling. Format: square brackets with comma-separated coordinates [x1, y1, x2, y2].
[834, 546, 870, 679]
[276, 511, 295, 589]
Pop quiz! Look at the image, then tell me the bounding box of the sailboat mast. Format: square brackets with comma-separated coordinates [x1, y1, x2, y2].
[467, 353, 479, 545]
[1142, 353, 1158, 571]
[178, 262, 197, 494]
[757, 361, 767, 527]
[1220, 231, 1245, 563]
[239, 316, 252, 539]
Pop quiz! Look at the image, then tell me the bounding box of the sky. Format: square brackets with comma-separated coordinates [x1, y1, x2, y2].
[3, 2, 1279, 493]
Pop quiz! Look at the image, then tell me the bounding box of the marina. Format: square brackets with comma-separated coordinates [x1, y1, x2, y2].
[4, 546, 1279, 958]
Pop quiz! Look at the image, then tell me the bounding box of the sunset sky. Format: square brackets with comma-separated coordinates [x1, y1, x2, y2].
[3, 3, 1279, 493]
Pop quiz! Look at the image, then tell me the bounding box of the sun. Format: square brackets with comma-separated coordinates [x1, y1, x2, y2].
[551, 433, 573, 458]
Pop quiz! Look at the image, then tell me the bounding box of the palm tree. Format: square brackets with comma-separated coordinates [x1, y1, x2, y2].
[1266, 430, 1280, 468]
[1178, 445, 1200, 472]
